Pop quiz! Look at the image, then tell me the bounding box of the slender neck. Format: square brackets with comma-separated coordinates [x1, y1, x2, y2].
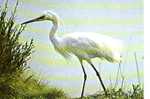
[49, 21, 58, 38]
[49, 20, 59, 45]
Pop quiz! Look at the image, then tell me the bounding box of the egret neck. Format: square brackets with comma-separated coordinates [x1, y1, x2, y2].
[49, 19, 59, 47]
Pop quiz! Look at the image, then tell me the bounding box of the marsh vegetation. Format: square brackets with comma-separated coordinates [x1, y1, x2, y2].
[0, 1, 67, 99]
[0, 1, 143, 99]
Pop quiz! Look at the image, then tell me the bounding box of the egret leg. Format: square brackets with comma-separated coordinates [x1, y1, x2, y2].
[79, 59, 87, 99]
[88, 61, 107, 95]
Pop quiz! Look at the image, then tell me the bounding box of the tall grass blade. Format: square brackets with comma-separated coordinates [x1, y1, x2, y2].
[134, 52, 141, 85]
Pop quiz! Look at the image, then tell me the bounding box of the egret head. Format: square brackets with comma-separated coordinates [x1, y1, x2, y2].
[21, 10, 61, 25]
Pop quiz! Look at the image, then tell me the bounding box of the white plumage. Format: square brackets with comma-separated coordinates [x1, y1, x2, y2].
[22, 10, 123, 98]
[56, 32, 123, 62]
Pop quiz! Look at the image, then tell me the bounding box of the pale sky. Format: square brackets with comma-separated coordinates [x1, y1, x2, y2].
[2, 0, 143, 97]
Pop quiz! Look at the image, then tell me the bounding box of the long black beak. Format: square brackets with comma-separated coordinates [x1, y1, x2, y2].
[21, 15, 45, 25]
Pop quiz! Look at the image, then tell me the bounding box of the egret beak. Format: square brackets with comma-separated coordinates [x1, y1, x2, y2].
[21, 15, 45, 25]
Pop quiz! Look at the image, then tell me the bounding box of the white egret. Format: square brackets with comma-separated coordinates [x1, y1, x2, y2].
[22, 11, 123, 98]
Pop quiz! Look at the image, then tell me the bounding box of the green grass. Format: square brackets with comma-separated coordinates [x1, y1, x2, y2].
[0, 1, 68, 99]
[10, 74, 68, 99]
[74, 84, 143, 99]
[0, 0, 143, 99]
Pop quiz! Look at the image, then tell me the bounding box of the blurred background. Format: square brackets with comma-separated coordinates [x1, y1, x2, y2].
[1, 0, 143, 97]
